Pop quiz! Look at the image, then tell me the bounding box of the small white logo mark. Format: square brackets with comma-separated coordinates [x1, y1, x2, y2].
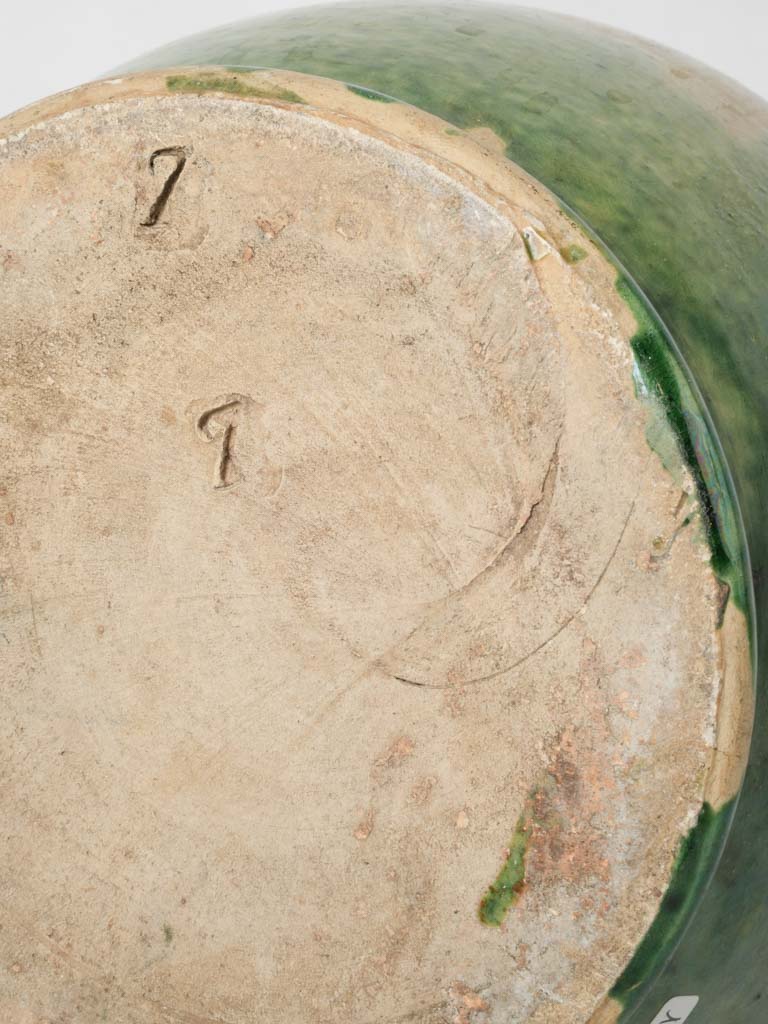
[649, 996, 699, 1024]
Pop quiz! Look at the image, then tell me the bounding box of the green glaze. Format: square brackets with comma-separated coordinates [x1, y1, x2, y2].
[619, 274, 747, 616]
[559, 243, 588, 264]
[122, 4, 767, 1019]
[346, 83, 396, 102]
[479, 813, 531, 926]
[166, 71, 304, 103]
[610, 802, 732, 1006]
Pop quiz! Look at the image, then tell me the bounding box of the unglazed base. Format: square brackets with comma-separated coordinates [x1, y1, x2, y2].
[0, 71, 752, 1024]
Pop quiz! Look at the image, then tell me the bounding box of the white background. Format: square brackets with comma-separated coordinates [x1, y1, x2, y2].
[2, 0, 767, 117]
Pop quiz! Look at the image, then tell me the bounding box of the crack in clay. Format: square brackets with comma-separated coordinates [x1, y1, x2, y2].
[287, 437, 563, 733]
[378, 432, 562, 681]
[1, 70, 752, 1024]
[394, 496, 637, 689]
[145, 1001, 237, 1024]
[480, 434, 561, 574]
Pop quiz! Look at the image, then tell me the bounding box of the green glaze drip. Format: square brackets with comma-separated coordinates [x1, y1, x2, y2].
[618, 275, 747, 615]
[478, 813, 531, 926]
[166, 73, 304, 103]
[559, 243, 588, 263]
[163, 923, 174, 943]
[346, 84, 396, 103]
[611, 802, 732, 1006]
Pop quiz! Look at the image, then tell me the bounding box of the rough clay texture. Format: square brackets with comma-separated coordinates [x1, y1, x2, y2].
[0, 79, 748, 1024]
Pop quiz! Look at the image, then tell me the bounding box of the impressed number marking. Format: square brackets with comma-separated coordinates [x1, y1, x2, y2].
[195, 396, 247, 490]
[141, 146, 188, 227]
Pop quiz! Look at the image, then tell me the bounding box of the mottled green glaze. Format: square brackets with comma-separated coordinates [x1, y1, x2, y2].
[619, 274, 747, 616]
[346, 83, 396, 102]
[610, 802, 732, 1005]
[560, 243, 588, 264]
[166, 71, 305, 102]
[479, 812, 531, 926]
[123, 4, 768, 1019]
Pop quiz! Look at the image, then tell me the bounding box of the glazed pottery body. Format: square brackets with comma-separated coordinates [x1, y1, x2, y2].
[1, 4, 766, 1024]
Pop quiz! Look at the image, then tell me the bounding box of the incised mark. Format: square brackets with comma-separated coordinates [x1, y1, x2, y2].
[140, 147, 188, 227]
[195, 395, 249, 490]
[393, 492, 635, 690]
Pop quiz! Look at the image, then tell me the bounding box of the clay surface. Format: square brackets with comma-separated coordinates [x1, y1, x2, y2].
[0, 79, 748, 1024]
